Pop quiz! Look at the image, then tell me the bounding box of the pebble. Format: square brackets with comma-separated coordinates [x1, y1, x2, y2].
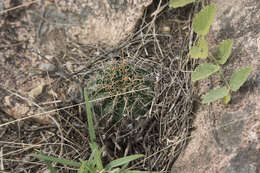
[161, 25, 171, 33]
[39, 63, 56, 72]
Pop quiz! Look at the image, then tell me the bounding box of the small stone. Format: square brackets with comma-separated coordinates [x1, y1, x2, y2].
[28, 84, 45, 99]
[4, 96, 12, 106]
[13, 103, 30, 115]
[66, 61, 73, 72]
[161, 26, 171, 33]
[38, 63, 56, 72]
[48, 89, 58, 98]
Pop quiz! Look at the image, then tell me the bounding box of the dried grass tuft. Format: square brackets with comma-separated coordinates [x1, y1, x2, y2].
[0, 0, 196, 172]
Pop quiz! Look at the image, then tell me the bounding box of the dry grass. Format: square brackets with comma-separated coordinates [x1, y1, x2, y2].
[1, 0, 196, 172]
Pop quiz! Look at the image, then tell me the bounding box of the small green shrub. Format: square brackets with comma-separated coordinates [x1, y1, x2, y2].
[170, 2, 252, 104]
[31, 89, 145, 173]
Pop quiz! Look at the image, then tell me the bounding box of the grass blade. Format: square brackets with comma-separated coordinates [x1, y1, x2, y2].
[79, 160, 87, 173]
[78, 159, 96, 173]
[90, 143, 103, 171]
[31, 153, 81, 167]
[105, 154, 144, 169]
[125, 171, 151, 173]
[45, 160, 57, 173]
[84, 88, 96, 142]
[169, 0, 195, 8]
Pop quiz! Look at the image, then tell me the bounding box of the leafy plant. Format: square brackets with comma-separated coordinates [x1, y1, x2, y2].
[171, 2, 252, 104]
[31, 89, 145, 173]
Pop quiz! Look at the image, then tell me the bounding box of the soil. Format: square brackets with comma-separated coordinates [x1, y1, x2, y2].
[0, 0, 195, 172]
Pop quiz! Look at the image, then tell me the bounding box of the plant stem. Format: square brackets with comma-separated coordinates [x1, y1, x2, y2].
[209, 53, 230, 89]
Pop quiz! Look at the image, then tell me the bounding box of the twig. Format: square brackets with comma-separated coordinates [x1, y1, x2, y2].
[0, 0, 40, 15]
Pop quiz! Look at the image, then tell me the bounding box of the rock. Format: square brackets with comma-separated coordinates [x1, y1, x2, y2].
[28, 84, 45, 99]
[30, 0, 152, 55]
[172, 0, 260, 172]
[0, 0, 152, 124]
[38, 63, 56, 72]
[160, 25, 171, 33]
[226, 145, 260, 173]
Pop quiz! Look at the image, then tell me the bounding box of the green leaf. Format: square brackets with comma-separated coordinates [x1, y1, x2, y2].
[79, 159, 95, 173]
[45, 161, 57, 173]
[198, 37, 208, 59]
[169, 0, 195, 8]
[105, 155, 144, 169]
[117, 164, 129, 173]
[84, 151, 98, 172]
[189, 46, 201, 59]
[217, 39, 233, 64]
[89, 143, 103, 171]
[223, 93, 231, 104]
[192, 63, 220, 82]
[189, 37, 208, 59]
[79, 161, 87, 173]
[31, 153, 81, 167]
[84, 88, 96, 142]
[229, 67, 252, 91]
[192, 4, 216, 35]
[125, 171, 152, 173]
[202, 87, 229, 104]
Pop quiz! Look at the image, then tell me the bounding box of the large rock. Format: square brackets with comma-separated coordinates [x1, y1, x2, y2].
[32, 0, 152, 54]
[0, 0, 152, 124]
[172, 0, 260, 172]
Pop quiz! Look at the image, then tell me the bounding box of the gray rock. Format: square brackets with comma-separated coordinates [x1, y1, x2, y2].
[172, 0, 260, 172]
[29, 0, 153, 55]
[226, 145, 260, 173]
[38, 63, 56, 72]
